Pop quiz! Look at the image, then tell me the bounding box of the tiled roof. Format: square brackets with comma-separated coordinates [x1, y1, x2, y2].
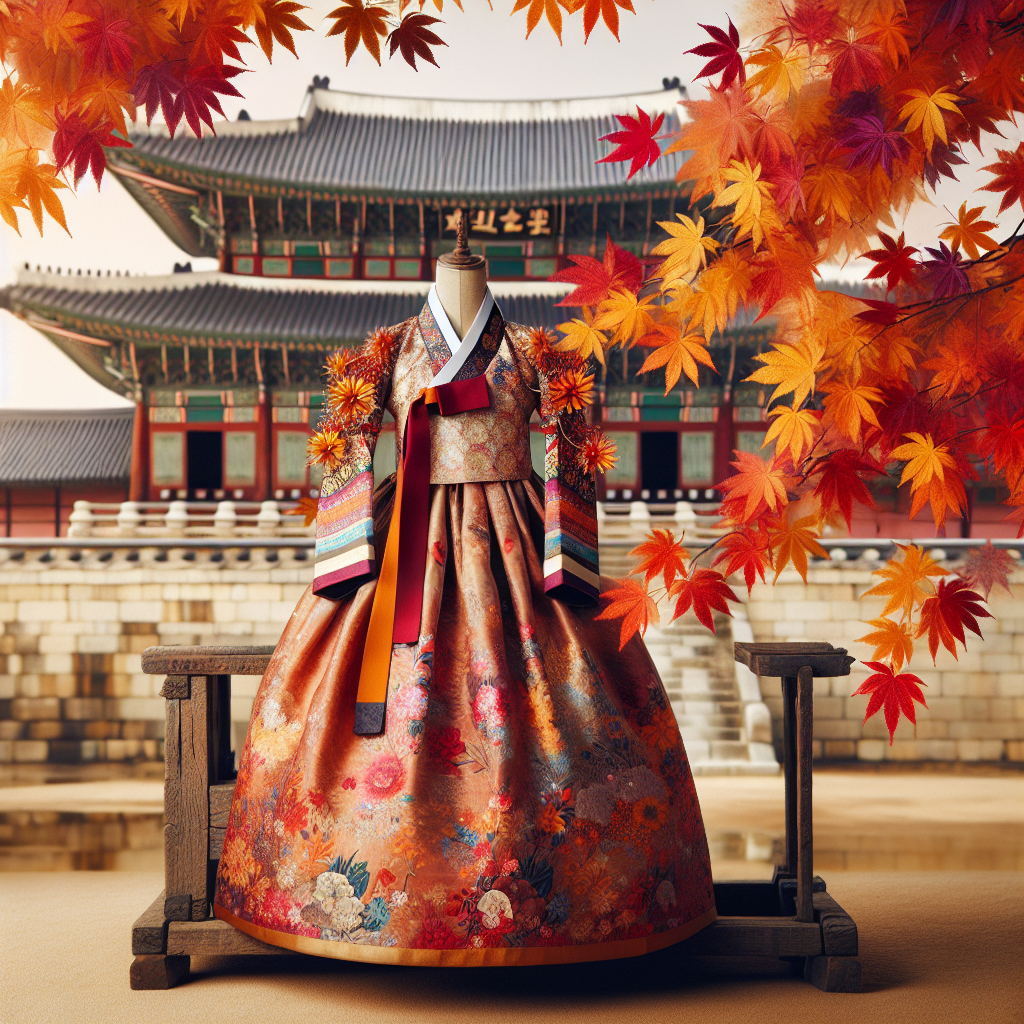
[113, 86, 687, 201]
[0, 408, 133, 485]
[2, 275, 572, 346]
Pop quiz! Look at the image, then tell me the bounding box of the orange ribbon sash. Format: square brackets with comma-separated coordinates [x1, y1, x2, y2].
[353, 376, 490, 734]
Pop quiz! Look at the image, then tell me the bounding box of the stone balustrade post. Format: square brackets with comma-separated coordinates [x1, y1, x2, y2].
[164, 501, 189, 536]
[68, 501, 94, 537]
[257, 501, 282, 535]
[675, 501, 696, 528]
[117, 501, 142, 536]
[628, 500, 650, 524]
[213, 501, 237, 536]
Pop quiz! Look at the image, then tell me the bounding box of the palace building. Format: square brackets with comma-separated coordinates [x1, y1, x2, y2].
[2, 82, 780, 515]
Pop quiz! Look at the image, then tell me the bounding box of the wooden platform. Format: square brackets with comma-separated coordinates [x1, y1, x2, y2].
[131, 642, 862, 992]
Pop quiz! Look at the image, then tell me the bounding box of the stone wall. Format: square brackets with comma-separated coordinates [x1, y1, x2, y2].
[2, 546, 1022, 771]
[745, 565, 1024, 764]
[0, 549, 309, 771]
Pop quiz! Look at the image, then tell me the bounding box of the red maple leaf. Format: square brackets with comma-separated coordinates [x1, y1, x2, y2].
[854, 298, 901, 325]
[668, 568, 738, 633]
[960, 541, 1016, 600]
[630, 528, 689, 590]
[551, 235, 643, 307]
[597, 106, 664, 180]
[916, 577, 991, 662]
[686, 18, 745, 90]
[826, 38, 884, 94]
[387, 12, 446, 70]
[781, 2, 837, 54]
[860, 231, 919, 293]
[986, 414, 1024, 489]
[52, 110, 130, 187]
[716, 450, 789, 523]
[712, 529, 770, 595]
[809, 449, 882, 530]
[171, 63, 245, 138]
[852, 661, 928, 745]
[133, 60, 181, 129]
[189, 4, 250, 64]
[980, 142, 1024, 214]
[78, 9, 135, 74]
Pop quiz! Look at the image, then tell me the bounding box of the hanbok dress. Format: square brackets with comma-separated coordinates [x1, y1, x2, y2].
[213, 287, 716, 965]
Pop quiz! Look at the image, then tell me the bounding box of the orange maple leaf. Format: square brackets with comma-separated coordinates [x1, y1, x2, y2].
[283, 496, 318, 527]
[596, 578, 660, 650]
[768, 514, 827, 583]
[856, 617, 915, 672]
[637, 322, 717, 391]
[862, 544, 947, 619]
[718, 450, 789, 522]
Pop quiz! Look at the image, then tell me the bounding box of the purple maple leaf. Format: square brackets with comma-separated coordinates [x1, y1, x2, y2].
[922, 243, 969, 299]
[924, 142, 967, 191]
[840, 114, 910, 176]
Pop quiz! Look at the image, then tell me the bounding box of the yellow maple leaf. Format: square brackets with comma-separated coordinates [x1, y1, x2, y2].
[804, 161, 856, 225]
[592, 289, 658, 347]
[746, 337, 823, 407]
[712, 157, 780, 250]
[939, 202, 999, 260]
[0, 142, 27, 234]
[159, 0, 201, 30]
[768, 513, 827, 583]
[555, 317, 607, 366]
[857, 617, 915, 671]
[651, 214, 719, 285]
[891, 432, 956, 493]
[764, 404, 819, 464]
[17, 149, 68, 236]
[637, 322, 717, 392]
[820, 378, 882, 443]
[744, 43, 807, 103]
[863, 543, 947, 619]
[899, 87, 962, 156]
[0, 78, 53, 151]
[41, 1, 91, 51]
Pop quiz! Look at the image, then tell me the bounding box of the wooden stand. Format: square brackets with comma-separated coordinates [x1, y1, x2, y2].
[131, 642, 862, 992]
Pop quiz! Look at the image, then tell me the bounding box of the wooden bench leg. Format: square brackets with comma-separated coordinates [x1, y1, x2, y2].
[804, 955, 862, 992]
[130, 954, 191, 990]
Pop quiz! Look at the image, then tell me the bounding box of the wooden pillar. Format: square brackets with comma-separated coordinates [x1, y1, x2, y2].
[781, 675, 798, 875]
[130, 398, 149, 502]
[257, 383, 273, 500]
[796, 665, 814, 922]
[54, 484, 61, 538]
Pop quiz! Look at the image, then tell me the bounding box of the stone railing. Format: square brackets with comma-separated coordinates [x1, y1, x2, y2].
[66, 500, 313, 538]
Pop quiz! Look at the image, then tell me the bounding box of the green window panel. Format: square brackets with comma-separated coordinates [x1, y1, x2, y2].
[293, 242, 322, 257]
[531, 238, 556, 256]
[326, 259, 354, 278]
[233, 257, 255, 275]
[681, 432, 714, 484]
[187, 393, 222, 406]
[735, 430, 769, 457]
[261, 240, 287, 256]
[152, 407, 181, 424]
[276, 431, 308, 485]
[293, 258, 324, 276]
[263, 258, 290, 277]
[230, 238, 256, 254]
[363, 238, 390, 256]
[394, 260, 422, 279]
[225, 432, 256, 486]
[364, 259, 392, 278]
[374, 431, 396, 486]
[395, 238, 421, 257]
[276, 407, 305, 423]
[640, 408, 681, 422]
[604, 431, 638, 487]
[488, 259, 525, 277]
[231, 408, 257, 423]
[151, 434, 183, 486]
[527, 258, 557, 277]
[688, 407, 715, 423]
[186, 408, 224, 423]
[484, 242, 526, 257]
[736, 406, 764, 422]
[604, 407, 635, 422]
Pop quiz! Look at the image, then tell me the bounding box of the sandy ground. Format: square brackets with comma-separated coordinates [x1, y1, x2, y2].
[1, 772, 1022, 1023]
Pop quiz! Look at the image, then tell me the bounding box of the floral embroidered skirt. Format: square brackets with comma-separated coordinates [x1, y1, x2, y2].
[214, 474, 716, 966]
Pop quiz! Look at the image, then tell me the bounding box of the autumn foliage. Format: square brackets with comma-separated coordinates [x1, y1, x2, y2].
[572, 2, 1024, 744]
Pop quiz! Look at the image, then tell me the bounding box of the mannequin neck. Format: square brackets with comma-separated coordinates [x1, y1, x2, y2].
[434, 262, 488, 340]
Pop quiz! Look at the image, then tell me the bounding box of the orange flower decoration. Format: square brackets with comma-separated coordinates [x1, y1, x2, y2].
[549, 369, 595, 413]
[306, 428, 347, 470]
[328, 376, 375, 421]
[324, 348, 354, 379]
[578, 430, 618, 474]
[525, 326, 558, 363]
[365, 326, 399, 365]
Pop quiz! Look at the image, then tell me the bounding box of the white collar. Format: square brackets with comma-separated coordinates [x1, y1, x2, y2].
[426, 284, 495, 386]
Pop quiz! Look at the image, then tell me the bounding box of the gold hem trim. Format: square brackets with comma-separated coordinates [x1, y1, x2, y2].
[213, 904, 718, 967]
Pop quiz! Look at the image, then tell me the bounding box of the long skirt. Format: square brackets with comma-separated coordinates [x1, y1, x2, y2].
[213, 474, 716, 966]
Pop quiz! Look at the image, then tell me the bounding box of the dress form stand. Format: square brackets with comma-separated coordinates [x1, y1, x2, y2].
[434, 212, 487, 340]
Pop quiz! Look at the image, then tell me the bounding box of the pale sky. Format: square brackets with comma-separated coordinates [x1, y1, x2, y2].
[1, 0, 1020, 408]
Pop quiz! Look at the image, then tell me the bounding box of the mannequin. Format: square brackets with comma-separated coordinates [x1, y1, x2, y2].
[433, 211, 487, 340]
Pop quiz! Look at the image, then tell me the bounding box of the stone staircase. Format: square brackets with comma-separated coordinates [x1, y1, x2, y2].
[598, 502, 778, 775]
